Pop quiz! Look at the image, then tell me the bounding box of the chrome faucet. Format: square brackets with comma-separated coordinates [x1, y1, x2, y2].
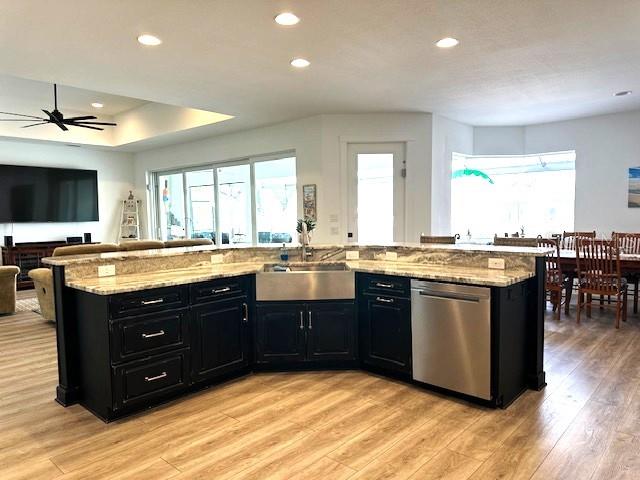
[300, 221, 313, 261]
[301, 243, 314, 261]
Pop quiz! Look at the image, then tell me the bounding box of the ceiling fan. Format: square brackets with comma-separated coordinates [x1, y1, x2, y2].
[0, 83, 117, 131]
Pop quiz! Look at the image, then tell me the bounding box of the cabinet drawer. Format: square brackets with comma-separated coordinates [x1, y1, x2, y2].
[359, 274, 410, 298]
[112, 350, 189, 411]
[111, 311, 189, 363]
[109, 286, 188, 319]
[190, 276, 249, 304]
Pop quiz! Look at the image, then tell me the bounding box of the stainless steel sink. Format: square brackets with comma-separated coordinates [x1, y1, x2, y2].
[262, 263, 350, 272]
[256, 263, 355, 301]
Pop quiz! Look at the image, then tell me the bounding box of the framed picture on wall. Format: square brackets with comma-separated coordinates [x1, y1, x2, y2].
[303, 184, 317, 221]
[629, 167, 640, 208]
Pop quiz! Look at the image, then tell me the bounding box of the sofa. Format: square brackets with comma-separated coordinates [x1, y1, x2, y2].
[0, 266, 20, 315]
[28, 243, 120, 322]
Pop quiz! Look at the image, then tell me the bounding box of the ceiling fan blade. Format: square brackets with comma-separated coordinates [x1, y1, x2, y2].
[21, 121, 50, 128]
[68, 120, 117, 126]
[0, 118, 49, 122]
[64, 115, 97, 121]
[72, 124, 104, 131]
[43, 109, 68, 131]
[0, 111, 47, 120]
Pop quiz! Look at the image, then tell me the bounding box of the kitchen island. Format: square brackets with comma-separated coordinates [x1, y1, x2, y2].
[43, 243, 548, 422]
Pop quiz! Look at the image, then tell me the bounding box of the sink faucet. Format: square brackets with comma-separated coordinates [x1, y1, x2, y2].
[300, 221, 313, 261]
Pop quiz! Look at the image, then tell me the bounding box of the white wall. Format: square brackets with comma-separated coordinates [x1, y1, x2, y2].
[0, 139, 135, 245]
[472, 110, 640, 235]
[134, 113, 434, 243]
[430, 115, 474, 235]
[473, 126, 525, 155]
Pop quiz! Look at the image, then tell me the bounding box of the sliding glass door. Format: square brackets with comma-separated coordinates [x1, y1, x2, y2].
[185, 169, 215, 241]
[217, 164, 252, 245]
[152, 153, 297, 245]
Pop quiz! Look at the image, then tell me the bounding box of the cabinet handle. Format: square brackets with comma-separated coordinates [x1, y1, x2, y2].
[242, 303, 248, 323]
[213, 286, 231, 294]
[144, 372, 167, 382]
[375, 282, 393, 289]
[308, 310, 313, 329]
[141, 298, 164, 306]
[141, 330, 165, 339]
[299, 311, 304, 329]
[376, 296, 394, 304]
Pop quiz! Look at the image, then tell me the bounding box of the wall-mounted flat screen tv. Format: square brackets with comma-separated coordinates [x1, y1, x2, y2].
[0, 164, 99, 223]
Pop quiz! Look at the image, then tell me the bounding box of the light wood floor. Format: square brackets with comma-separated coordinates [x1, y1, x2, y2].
[2, 303, 640, 480]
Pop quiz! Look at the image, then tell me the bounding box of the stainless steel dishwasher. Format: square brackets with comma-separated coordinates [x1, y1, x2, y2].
[411, 280, 491, 400]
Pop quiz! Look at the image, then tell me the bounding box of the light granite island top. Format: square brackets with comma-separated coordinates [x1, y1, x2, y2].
[64, 260, 537, 295]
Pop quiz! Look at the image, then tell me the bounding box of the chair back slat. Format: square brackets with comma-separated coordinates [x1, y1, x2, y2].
[576, 238, 621, 293]
[612, 232, 640, 254]
[563, 230, 596, 250]
[538, 238, 561, 282]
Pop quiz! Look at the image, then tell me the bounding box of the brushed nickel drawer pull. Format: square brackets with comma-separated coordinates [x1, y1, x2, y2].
[375, 282, 394, 289]
[141, 298, 164, 306]
[144, 372, 167, 382]
[242, 303, 248, 323]
[141, 330, 165, 339]
[299, 311, 304, 329]
[376, 296, 394, 303]
[308, 310, 313, 329]
[213, 287, 231, 294]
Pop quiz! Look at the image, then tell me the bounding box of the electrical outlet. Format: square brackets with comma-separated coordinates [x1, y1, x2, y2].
[346, 250, 359, 260]
[210, 254, 224, 264]
[97, 265, 116, 277]
[385, 251, 398, 261]
[488, 258, 506, 270]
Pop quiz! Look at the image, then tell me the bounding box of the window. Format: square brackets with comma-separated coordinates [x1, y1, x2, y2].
[451, 151, 576, 241]
[255, 157, 297, 244]
[152, 153, 297, 245]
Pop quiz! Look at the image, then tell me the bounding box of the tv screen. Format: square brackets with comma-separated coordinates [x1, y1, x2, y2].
[0, 165, 99, 223]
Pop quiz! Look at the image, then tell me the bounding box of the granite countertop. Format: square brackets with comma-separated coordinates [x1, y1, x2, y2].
[42, 242, 551, 266]
[346, 260, 535, 287]
[66, 260, 535, 295]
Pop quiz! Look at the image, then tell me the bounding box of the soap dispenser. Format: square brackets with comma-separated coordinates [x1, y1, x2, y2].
[280, 243, 289, 262]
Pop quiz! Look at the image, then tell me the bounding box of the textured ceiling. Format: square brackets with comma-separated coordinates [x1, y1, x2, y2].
[1, 0, 639, 135]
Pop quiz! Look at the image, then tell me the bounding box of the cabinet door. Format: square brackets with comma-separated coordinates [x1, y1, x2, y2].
[307, 302, 356, 362]
[255, 303, 306, 364]
[191, 297, 249, 382]
[359, 294, 411, 374]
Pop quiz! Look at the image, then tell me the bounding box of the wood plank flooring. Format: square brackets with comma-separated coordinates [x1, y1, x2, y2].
[1, 301, 640, 479]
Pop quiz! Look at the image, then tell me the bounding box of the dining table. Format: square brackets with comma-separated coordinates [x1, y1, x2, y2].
[558, 249, 640, 315]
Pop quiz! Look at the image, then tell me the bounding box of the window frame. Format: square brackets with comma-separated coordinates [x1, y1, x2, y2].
[149, 150, 297, 245]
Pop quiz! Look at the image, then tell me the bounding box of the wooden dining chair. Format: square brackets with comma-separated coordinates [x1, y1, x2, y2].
[420, 234, 460, 244]
[575, 238, 628, 328]
[562, 231, 596, 250]
[612, 232, 640, 313]
[538, 238, 568, 320]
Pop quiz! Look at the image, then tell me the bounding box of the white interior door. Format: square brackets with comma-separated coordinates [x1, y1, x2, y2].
[347, 143, 406, 243]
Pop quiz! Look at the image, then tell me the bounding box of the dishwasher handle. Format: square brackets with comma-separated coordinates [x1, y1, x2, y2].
[415, 289, 483, 303]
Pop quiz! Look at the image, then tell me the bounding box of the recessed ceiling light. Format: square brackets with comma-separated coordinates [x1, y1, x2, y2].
[436, 37, 459, 48]
[137, 34, 162, 46]
[91, 102, 104, 109]
[614, 90, 632, 96]
[275, 12, 300, 26]
[290, 58, 310, 68]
